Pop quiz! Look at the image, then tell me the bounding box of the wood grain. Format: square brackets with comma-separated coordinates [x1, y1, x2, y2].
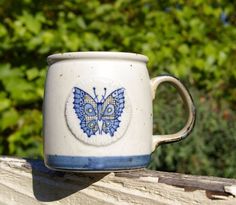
[0, 156, 235, 205]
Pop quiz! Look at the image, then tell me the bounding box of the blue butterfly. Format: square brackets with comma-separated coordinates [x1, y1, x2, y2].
[73, 87, 125, 137]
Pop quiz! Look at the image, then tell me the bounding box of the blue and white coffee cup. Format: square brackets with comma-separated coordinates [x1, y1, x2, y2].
[43, 52, 196, 172]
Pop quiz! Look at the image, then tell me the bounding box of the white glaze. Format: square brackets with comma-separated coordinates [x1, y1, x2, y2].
[43, 52, 195, 160]
[44, 53, 152, 157]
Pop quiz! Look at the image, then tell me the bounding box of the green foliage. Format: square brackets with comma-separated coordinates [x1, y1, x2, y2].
[0, 0, 235, 176]
[149, 86, 236, 178]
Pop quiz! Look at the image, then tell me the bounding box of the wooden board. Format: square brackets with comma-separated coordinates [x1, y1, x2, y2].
[0, 156, 236, 205]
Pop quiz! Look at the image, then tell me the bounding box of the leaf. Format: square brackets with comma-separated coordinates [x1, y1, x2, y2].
[0, 98, 11, 112]
[0, 23, 7, 36]
[26, 68, 39, 80]
[0, 64, 23, 80]
[0, 108, 19, 131]
[19, 11, 42, 34]
[178, 44, 189, 55]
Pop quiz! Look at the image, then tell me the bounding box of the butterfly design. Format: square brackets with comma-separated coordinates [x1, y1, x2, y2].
[73, 87, 125, 137]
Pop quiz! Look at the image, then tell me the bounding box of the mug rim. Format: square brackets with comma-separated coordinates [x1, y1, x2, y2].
[47, 51, 149, 65]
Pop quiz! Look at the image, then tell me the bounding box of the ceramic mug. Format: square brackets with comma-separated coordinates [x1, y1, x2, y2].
[43, 52, 195, 172]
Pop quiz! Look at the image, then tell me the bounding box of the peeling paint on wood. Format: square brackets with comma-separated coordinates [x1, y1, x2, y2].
[0, 156, 236, 205]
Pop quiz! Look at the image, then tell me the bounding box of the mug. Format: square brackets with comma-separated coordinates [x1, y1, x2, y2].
[43, 52, 195, 172]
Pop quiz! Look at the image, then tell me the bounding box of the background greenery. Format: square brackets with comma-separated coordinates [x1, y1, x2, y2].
[0, 0, 235, 178]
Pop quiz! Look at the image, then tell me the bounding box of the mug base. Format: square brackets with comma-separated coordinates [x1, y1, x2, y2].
[45, 154, 150, 172]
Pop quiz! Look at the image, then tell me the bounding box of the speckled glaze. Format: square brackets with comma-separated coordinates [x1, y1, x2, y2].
[43, 52, 196, 172]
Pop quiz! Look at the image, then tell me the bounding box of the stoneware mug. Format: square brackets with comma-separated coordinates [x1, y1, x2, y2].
[43, 52, 196, 172]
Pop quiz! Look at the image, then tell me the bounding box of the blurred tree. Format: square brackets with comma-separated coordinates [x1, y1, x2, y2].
[0, 0, 235, 177]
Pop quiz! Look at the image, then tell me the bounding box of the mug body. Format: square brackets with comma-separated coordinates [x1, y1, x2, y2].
[43, 52, 153, 171]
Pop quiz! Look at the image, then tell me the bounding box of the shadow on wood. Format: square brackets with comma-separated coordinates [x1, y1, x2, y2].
[26, 159, 108, 202]
[1, 157, 236, 204]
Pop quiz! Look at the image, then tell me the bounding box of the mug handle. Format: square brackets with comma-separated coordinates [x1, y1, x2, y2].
[150, 75, 196, 151]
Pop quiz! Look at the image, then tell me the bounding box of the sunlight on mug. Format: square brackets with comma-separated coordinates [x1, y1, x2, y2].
[43, 52, 196, 172]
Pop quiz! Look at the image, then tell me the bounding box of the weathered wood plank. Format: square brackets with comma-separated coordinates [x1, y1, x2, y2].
[116, 170, 236, 193]
[0, 156, 236, 205]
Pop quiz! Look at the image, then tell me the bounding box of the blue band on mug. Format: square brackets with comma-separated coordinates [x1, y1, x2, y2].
[45, 154, 150, 171]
